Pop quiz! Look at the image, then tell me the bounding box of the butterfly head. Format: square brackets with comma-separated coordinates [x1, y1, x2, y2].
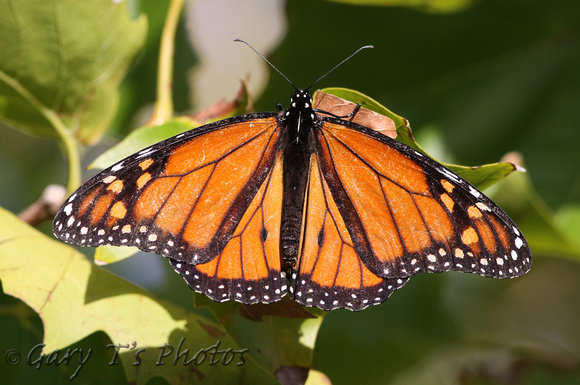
[283, 89, 314, 119]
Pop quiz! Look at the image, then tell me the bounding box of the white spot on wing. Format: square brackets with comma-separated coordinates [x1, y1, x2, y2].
[440, 167, 460, 183]
[476, 202, 491, 211]
[63, 203, 73, 216]
[469, 186, 481, 198]
[111, 162, 124, 172]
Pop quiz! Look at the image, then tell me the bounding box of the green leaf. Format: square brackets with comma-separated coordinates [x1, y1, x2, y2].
[89, 119, 196, 170]
[0, 0, 146, 144]
[317, 87, 520, 190]
[196, 295, 324, 384]
[0, 207, 279, 384]
[447, 162, 520, 192]
[94, 244, 139, 265]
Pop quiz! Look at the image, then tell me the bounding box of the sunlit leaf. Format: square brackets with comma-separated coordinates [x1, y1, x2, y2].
[196, 295, 324, 384]
[89, 119, 196, 170]
[0, 0, 146, 144]
[0, 207, 279, 384]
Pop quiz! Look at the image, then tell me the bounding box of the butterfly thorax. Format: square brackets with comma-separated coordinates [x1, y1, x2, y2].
[279, 89, 317, 271]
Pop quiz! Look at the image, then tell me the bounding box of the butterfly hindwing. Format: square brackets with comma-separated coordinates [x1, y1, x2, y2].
[171, 152, 287, 304]
[292, 154, 408, 311]
[314, 118, 531, 280]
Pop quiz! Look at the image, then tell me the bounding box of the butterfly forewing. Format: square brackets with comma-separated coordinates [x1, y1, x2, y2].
[53, 114, 281, 266]
[316, 119, 531, 280]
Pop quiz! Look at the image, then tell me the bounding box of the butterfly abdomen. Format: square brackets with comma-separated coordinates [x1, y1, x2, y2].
[280, 90, 316, 267]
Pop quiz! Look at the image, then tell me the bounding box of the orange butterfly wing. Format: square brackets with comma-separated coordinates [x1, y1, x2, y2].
[53, 114, 291, 304]
[293, 154, 407, 311]
[54, 115, 281, 263]
[171, 151, 287, 303]
[312, 119, 531, 280]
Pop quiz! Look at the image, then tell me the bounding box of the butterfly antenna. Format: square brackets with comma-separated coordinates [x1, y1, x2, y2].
[307, 45, 373, 90]
[235, 38, 298, 91]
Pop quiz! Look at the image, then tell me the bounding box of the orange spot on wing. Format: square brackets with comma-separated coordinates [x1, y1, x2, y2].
[195, 256, 218, 276]
[261, 156, 283, 269]
[310, 218, 341, 285]
[441, 179, 455, 193]
[334, 247, 363, 288]
[137, 172, 152, 189]
[301, 157, 327, 273]
[138, 158, 154, 170]
[335, 246, 383, 289]
[240, 210, 270, 281]
[361, 264, 383, 287]
[440, 193, 455, 213]
[107, 179, 124, 194]
[110, 201, 127, 219]
[468, 205, 483, 219]
[321, 176, 352, 243]
[461, 227, 478, 245]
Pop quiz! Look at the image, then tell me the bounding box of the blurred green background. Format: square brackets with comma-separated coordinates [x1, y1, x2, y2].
[1, 0, 580, 384]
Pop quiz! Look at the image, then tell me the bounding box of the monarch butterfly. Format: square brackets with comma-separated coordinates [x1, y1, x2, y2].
[53, 42, 531, 311]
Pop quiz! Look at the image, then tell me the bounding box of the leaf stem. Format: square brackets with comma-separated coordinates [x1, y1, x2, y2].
[57, 119, 81, 193]
[0, 70, 81, 193]
[149, 0, 184, 125]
